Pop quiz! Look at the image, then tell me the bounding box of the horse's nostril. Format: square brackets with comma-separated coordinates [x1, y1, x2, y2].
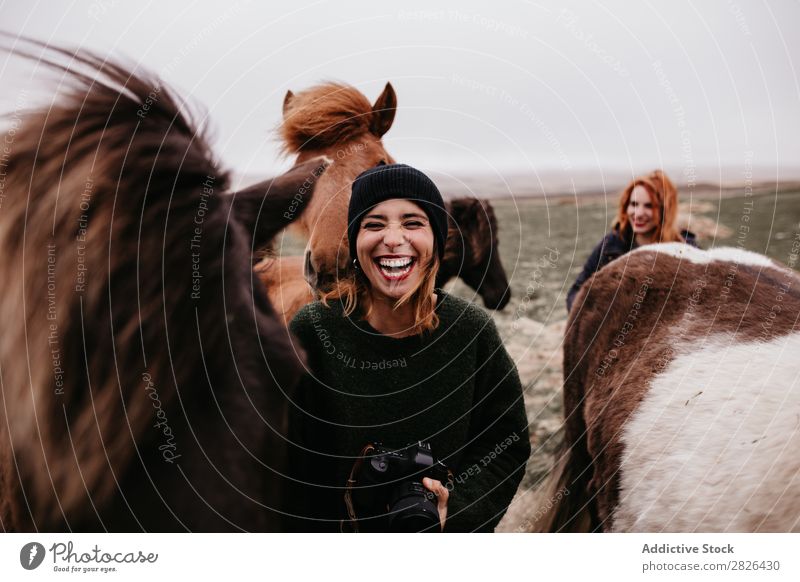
[316, 271, 335, 293]
[486, 287, 511, 311]
[497, 287, 511, 310]
[303, 250, 317, 289]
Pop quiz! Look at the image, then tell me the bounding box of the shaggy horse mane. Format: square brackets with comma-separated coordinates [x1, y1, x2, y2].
[1, 36, 329, 532]
[0, 39, 226, 529]
[278, 82, 374, 154]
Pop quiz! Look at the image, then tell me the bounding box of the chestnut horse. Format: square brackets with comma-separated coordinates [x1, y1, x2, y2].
[0, 40, 328, 531]
[255, 255, 313, 327]
[256, 197, 511, 325]
[537, 243, 800, 532]
[279, 82, 396, 290]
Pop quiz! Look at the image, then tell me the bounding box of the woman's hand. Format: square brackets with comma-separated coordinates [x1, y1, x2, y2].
[422, 477, 449, 531]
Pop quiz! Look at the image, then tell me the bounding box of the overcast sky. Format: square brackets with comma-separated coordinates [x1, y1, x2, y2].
[3, 0, 799, 189]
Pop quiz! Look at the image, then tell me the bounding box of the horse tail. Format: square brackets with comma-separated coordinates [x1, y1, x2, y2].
[529, 436, 595, 532]
[0, 36, 226, 529]
[531, 300, 598, 533]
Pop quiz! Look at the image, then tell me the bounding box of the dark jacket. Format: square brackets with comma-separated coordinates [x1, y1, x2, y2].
[566, 229, 698, 312]
[284, 289, 530, 532]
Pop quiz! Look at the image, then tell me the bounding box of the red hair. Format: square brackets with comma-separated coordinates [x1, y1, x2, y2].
[614, 170, 684, 243]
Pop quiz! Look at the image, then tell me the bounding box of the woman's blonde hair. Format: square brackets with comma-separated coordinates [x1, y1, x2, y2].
[320, 251, 441, 336]
[614, 170, 685, 243]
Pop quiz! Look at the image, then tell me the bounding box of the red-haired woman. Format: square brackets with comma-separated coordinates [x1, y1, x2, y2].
[566, 170, 697, 312]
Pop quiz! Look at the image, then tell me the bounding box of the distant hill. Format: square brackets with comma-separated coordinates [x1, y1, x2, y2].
[232, 165, 800, 200]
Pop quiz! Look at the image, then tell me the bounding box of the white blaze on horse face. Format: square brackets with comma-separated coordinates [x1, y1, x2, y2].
[356, 198, 434, 301]
[613, 332, 800, 532]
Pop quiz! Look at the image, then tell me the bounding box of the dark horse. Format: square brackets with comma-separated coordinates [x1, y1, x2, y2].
[0, 39, 329, 531]
[437, 197, 511, 310]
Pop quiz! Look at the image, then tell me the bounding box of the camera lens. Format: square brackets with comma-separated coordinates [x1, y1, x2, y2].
[387, 481, 441, 533]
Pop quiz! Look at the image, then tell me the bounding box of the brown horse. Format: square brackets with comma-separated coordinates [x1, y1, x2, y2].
[257, 197, 511, 326]
[0, 39, 328, 531]
[536, 243, 800, 532]
[279, 82, 397, 291]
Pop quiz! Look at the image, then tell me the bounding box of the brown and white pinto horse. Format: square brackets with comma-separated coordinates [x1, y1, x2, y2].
[0, 40, 328, 531]
[279, 82, 396, 290]
[539, 243, 800, 532]
[256, 197, 511, 326]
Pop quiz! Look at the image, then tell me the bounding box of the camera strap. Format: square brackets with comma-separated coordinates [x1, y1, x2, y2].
[342, 443, 376, 533]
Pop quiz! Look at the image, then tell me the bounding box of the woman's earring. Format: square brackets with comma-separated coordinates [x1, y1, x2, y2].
[352, 258, 360, 270]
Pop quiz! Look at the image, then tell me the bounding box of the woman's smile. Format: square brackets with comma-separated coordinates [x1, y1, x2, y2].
[374, 255, 417, 281]
[356, 198, 434, 301]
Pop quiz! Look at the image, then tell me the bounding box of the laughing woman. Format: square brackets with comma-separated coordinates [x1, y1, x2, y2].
[283, 164, 530, 532]
[566, 169, 698, 312]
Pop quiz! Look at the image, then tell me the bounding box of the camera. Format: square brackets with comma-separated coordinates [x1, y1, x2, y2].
[345, 441, 453, 532]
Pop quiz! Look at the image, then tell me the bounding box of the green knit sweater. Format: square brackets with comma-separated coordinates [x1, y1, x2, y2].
[284, 289, 530, 532]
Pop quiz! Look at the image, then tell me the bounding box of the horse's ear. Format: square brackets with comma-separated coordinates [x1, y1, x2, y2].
[232, 156, 331, 249]
[370, 82, 397, 137]
[282, 90, 295, 118]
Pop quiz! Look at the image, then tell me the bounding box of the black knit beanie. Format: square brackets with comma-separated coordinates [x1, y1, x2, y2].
[348, 163, 448, 262]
